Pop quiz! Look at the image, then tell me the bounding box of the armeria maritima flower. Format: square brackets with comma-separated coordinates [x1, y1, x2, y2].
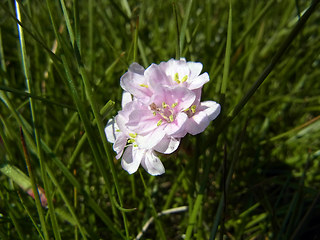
[105, 59, 221, 175]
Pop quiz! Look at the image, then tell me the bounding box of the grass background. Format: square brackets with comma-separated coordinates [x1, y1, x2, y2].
[1, 0, 320, 239]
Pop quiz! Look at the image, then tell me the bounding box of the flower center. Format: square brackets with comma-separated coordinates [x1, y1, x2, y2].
[150, 102, 178, 126]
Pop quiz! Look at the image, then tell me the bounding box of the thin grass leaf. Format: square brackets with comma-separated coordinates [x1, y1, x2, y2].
[15, 2, 50, 238]
[227, 0, 320, 123]
[46, 166, 88, 239]
[179, 0, 193, 56]
[139, 170, 167, 240]
[220, 1, 232, 95]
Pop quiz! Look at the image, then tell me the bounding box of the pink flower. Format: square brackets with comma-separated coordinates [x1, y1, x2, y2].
[106, 59, 221, 176]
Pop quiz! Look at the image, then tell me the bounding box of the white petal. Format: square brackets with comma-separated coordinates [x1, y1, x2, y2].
[153, 137, 180, 154]
[121, 147, 143, 174]
[188, 72, 210, 90]
[113, 134, 127, 159]
[185, 110, 210, 135]
[121, 91, 132, 108]
[200, 101, 221, 121]
[187, 61, 203, 80]
[129, 62, 145, 75]
[141, 150, 165, 176]
[105, 118, 117, 143]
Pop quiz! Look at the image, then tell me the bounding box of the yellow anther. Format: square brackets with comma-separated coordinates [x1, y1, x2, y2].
[129, 133, 137, 138]
[169, 115, 174, 122]
[153, 111, 157, 116]
[181, 75, 188, 83]
[174, 73, 180, 83]
[116, 129, 121, 132]
[191, 105, 197, 113]
[157, 119, 163, 126]
[162, 102, 168, 108]
[128, 139, 135, 144]
[139, 84, 149, 88]
[171, 102, 178, 108]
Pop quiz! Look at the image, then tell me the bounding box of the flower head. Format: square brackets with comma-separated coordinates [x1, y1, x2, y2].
[105, 58, 220, 175]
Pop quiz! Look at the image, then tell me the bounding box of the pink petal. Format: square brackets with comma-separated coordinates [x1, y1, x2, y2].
[120, 63, 152, 100]
[126, 109, 159, 135]
[136, 127, 166, 149]
[146, 64, 171, 89]
[164, 112, 188, 136]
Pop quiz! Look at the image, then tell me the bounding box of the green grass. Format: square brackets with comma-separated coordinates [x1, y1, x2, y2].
[1, 0, 320, 239]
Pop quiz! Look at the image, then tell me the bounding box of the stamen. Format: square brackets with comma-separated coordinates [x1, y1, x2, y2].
[191, 105, 197, 113]
[169, 115, 174, 122]
[139, 84, 149, 88]
[172, 102, 178, 108]
[128, 139, 135, 144]
[157, 119, 163, 126]
[174, 73, 180, 83]
[181, 75, 188, 83]
[153, 111, 156, 116]
[129, 133, 137, 138]
[162, 102, 168, 108]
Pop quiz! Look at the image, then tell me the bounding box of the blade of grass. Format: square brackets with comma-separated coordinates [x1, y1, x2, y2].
[7, 206, 25, 240]
[0, 85, 76, 110]
[220, 1, 232, 95]
[15, 2, 51, 239]
[133, 16, 139, 62]
[16, 190, 45, 240]
[59, 0, 74, 45]
[179, 0, 193, 56]
[173, 2, 180, 59]
[77, 62, 130, 239]
[210, 123, 247, 239]
[54, 2, 130, 234]
[20, 128, 49, 240]
[139, 170, 167, 240]
[235, 0, 275, 47]
[45, 166, 88, 239]
[226, 0, 320, 125]
[1, 86, 124, 237]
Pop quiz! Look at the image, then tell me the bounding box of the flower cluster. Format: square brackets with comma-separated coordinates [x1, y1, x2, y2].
[105, 58, 221, 176]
